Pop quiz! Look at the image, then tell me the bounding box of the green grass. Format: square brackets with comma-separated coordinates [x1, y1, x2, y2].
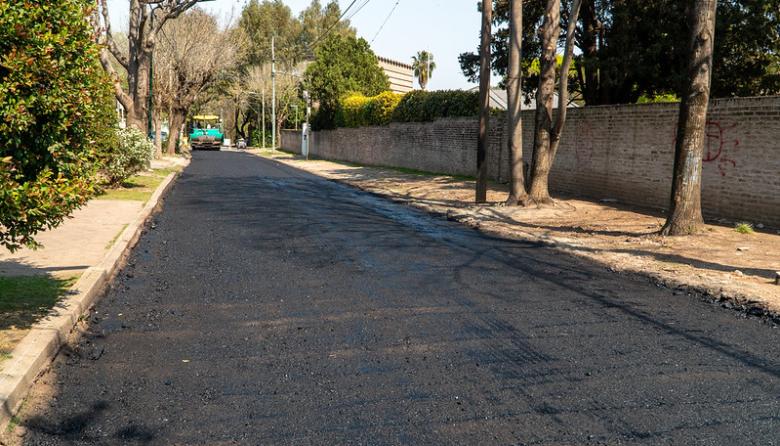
[734, 222, 755, 234]
[96, 167, 180, 202]
[0, 276, 76, 331]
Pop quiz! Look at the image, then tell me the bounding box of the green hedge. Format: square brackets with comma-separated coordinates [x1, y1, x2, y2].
[391, 90, 480, 123]
[0, 0, 117, 251]
[327, 90, 480, 129]
[336, 91, 404, 128]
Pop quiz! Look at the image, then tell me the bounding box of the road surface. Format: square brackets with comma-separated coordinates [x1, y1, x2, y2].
[18, 151, 780, 445]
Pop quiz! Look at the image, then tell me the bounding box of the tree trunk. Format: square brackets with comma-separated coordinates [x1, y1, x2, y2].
[661, 0, 718, 236]
[505, 0, 528, 206]
[527, 0, 560, 205]
[475, 0, 492, 203]
[580, 0, 600, 105]
[167, 109, 186, 156]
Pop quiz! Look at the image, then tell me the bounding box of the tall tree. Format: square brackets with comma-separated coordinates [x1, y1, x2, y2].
[661, 0, 718, 235]
[476, 0, 492, 203]
[411, 51, 437, 90]
[239, 0, 303, 66]
[504, 0, 528, 205]
[303, 34, 389, 130]
[525, 0, 582, 204]
[298, 0, 355, 49]
[92, 0, 202, 133]
[460, 0, 780, 105]
[156, 9, 238, 154]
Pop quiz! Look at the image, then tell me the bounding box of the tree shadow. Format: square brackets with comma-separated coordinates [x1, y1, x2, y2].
[22, 399, 159, 444]
[0, 262, 77, 332]
[476, 207, 779, 281]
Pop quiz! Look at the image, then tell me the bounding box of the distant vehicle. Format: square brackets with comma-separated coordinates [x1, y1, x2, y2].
[236, 138, 247, 150]
[188, 115, 224, 150]
[148, 130, 169, 142]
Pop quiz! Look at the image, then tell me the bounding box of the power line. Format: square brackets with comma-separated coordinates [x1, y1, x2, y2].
[344, 0, 372, 22]
[307, 0, 360, 50]
[370, 0, 400, 43]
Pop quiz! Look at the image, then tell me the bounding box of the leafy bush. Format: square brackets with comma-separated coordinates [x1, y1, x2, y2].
[100, 128, 153, 186]
[391, 90, 480, 123]
[0, 0, 117, 251]
[734, 222, 754, 235]
[336, 91, 403, 128]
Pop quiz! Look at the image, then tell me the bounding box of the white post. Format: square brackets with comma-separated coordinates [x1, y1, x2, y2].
[261, 89, 266, 149]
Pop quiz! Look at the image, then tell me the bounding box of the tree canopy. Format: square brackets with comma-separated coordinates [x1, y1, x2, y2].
[303, 34, 389, 129]
[460, 0, 780, 104]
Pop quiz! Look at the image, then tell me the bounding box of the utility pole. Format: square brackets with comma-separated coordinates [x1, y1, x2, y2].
[476, 0, 492, 203]
[271, 35, 277, 150]
[147, 4, 159, 138]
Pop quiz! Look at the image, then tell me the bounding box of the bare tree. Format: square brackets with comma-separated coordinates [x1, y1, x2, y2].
[476, 0, 492, 203]
[92, 0, 203, 132]
[526, 0, 582, 205]
[661, 0, 718, 235]
[156, 9, 238, 155]
[504, 0, 528, 206]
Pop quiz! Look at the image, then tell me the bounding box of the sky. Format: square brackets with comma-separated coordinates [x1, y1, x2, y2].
[107, 0, 491, 90]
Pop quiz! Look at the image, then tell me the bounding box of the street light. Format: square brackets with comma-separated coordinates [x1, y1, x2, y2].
[147, 0, 216, 139]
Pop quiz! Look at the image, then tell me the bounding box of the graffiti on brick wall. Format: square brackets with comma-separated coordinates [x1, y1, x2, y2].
[672, 121, 740, 176]
[703, 121, 740, 176]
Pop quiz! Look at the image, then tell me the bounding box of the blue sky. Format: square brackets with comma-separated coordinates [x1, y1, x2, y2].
[108, 0, 490, 90]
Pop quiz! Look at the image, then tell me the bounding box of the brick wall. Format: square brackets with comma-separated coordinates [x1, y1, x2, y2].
[281, 96, 780, 227]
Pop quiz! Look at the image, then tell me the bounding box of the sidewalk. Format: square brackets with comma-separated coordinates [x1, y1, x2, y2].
[252, 149, 780, 319]
[0, 157, 188, 364]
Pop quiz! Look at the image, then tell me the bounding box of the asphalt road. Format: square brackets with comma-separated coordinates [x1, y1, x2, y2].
[18, 151, 780, 445]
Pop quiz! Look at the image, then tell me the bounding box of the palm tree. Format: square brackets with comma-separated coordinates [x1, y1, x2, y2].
[411, 50, 436, 90]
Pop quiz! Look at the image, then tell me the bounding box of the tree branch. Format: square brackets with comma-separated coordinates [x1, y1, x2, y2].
[552, 0, 583, 140]
[96, 0, 129, 70]
[98, 47, 134, 112]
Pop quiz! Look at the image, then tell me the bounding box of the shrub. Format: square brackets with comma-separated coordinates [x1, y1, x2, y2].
[392, 90, 480, 122]
[734, 222, 754, 235]
[0, 0, 117, 251]
[337, 91, 404, 128]
[100, 128, 153, 186]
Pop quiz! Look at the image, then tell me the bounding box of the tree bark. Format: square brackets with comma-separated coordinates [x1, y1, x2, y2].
[505, 0, 528, 206]
[661, 0, 718, 236]
[167, 108, 186, 156]
[527, 0, 582, 205]
[527, 0, 561, 205]
[475, 0, 492, 203]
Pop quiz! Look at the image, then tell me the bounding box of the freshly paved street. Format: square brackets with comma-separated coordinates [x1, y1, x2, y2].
[17, 151, 780, 445]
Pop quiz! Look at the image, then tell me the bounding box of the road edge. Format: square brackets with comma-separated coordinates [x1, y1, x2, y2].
[0, 163, 188, 429]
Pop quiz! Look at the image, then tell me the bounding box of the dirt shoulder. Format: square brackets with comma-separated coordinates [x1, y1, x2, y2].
[251, 149, 780, 320]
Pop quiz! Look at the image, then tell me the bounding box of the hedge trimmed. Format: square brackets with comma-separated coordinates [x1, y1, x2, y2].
[336, 91, 404, 128]
[331, 90, 480, 129]
[391, 90, 480, 123]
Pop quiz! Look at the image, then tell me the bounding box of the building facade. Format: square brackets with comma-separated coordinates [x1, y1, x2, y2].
[377, 56, 414, 94]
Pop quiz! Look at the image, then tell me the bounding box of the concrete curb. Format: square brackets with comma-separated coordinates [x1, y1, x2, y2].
[0, 162, 187, 429]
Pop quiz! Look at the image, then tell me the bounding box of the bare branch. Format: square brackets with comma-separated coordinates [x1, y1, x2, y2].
[96, 0, 129, 69]
[98, 47, 134, 112]
[552, 0, 583, 141]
